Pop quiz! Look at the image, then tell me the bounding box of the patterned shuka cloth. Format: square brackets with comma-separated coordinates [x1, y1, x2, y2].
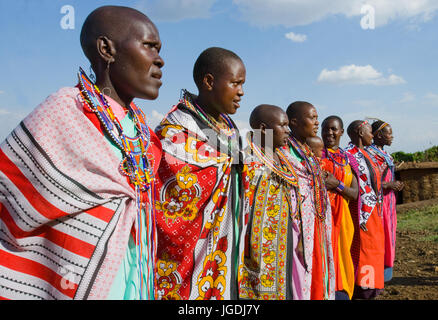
[154, 91, 242, 300]
[366, 145, 397, 273]
[320, 148, 357, 299]
[345, 143, 382, 225]
[0, 87, 161, 300]
[344, 152, 362, 278]
[237, 135, 300, 300]
[345, 143, 384, 296]
[285, 138, 335, 300]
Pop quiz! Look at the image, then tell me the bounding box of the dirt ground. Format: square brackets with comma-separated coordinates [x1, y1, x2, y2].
[376, 228, 438, 300]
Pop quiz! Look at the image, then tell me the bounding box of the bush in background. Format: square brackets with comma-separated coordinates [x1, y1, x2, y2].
[392, 146, 438, 163]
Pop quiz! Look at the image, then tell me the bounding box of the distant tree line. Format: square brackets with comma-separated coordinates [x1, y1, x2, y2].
[392, 146, 438, 163]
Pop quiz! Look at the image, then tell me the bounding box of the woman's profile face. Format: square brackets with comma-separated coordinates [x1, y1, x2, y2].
[110, 19, 164, 101]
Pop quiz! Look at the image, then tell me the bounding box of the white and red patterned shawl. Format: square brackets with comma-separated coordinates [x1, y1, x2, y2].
[345, 143, 382, 225]
[154, 92, 242, 300]
[0, 87, 158, 300]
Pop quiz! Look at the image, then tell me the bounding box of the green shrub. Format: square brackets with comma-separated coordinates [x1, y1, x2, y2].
[391, 146, 438, 163]
[391, 151, 413, 163]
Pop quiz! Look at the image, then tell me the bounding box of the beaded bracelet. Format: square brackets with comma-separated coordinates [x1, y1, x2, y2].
[336, 181, 345, 193]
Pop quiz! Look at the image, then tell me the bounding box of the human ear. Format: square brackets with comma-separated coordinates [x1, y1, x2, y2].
[96, 36, 116, 65]
[202, 73, 214, 91]
[289, 118, 297, 128]
[376, 131, 384, 140]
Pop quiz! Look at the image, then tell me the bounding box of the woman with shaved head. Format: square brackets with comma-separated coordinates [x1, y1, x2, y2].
[237, 104, 299, 300]
[320, 116, 360, 300]
[345, 120, 385, 299]
[285, 101, 335, 300]
[154, 47, 245, 300]
[0, 6, 164, 300]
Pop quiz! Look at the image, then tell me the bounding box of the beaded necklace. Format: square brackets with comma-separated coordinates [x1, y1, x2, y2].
[248, 134, 298, 187]
[180, 90, 240, 159]
[289, 136, 330, 298]
[180, 89, 236, 138]
[368, 145, 394, 168]
[288, 136, 328, 220]
[325, 147, 349, 168]
[77, 67, 156, 300]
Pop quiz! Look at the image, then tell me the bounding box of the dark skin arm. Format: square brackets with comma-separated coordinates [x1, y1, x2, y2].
[360, 180, 403, 232]
[323, 171, 359, 201]
[382, 180, 404, 192]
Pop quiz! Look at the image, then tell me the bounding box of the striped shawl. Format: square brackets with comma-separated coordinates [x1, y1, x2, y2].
[0, 87, 141, 300]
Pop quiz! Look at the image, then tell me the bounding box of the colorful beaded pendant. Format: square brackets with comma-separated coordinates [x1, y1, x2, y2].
[288, 136, 328, 220]
[247, 133, 299, 187]
[77, 67, 156, 300]
[78, 68, 153, 190]
[180, 89, 236, 138]
[325, 147, 349, 168]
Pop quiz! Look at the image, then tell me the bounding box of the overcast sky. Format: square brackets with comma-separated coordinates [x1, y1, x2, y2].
[1, 0, 437, 153]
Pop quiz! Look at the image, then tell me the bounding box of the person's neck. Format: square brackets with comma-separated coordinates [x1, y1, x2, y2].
[95, 76, 132, 109]
[195, 93, 222, 122]
[328, 145, 339, 151]
[351, 138, 364, 149]
[253, 135, 279, 162]
[290, 132, 307, 147]
[375, 143, 384, 150]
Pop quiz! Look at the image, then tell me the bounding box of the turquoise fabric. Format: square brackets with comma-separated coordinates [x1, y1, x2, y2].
[289, 144, 304, 162]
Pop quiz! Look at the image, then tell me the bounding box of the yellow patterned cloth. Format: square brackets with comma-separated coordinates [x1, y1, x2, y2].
[238, 145, 300, 300]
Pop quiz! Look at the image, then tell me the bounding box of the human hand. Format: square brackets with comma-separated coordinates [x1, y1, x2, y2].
[324, 171, 340, 190]
[384, 181, 403, 191]
[395, 181, 404, 191]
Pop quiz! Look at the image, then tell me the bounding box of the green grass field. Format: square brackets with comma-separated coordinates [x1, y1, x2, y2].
[398, 205, 438, 242]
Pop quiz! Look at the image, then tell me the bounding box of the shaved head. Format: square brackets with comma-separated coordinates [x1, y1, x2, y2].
[306, 136, 324, 158]
[286, 101, 313, 122]
[306, 136, 323, 148]
[322, 115, 343, 130]
[286, 100, 319, 142]
[193, 47, 243, 89]
[78, 5, 164, 106]
[80, 6, 155, 66]
[250, 104, 290, 149]
[249, 104, 286, 129]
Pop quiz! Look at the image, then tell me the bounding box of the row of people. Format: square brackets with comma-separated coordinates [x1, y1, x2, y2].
[0, 6, 402, 300]
[306, 116, 403, 299]
[152, 51, 402, 301]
